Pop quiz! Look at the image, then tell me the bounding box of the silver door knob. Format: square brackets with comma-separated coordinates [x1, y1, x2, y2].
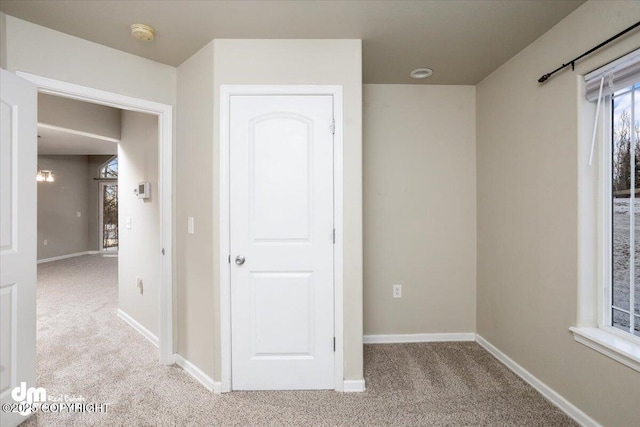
[235, 255, 245, 266]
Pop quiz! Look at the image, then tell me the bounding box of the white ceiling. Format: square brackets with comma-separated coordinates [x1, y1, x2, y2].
[0, 0, 585, 85]
[37, 125, 118, 155]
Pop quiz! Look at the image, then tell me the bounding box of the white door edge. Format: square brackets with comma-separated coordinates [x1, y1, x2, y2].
[219, 85, 344, 392]
[16, 71, 175, 365]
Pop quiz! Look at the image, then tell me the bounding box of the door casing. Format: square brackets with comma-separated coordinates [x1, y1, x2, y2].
[219, 85, 344, 392]
[16, 71, 175, 365]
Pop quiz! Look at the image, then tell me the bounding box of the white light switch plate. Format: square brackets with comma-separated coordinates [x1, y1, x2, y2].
[126, 217, 132, 229]
[188, 217, 194, 234]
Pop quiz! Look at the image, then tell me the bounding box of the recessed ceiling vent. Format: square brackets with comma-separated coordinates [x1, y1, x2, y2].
[410, 68, 433, 79]
[130, 24, 155, 41]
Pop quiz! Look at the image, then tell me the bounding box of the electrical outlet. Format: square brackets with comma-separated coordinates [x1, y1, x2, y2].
[136, 277, 143, 294]
[393, 284, 402, 298]
[43, 239, 48, 246]
[76, 211, 82, 217]
[126, 217, 132, 230]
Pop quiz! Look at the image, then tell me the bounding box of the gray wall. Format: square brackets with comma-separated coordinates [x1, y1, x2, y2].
[37, 155, 89, 260]
[176, 41, 216, 377]
[118, 110, 160, 337]
[38, 93, 121, 140]
[476, 1, 640, 426]
[37, 154, 113, 259]
[363, 84, 476, 335]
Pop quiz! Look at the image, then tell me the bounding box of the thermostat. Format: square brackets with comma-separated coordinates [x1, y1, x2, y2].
[135, 182, 150, 199]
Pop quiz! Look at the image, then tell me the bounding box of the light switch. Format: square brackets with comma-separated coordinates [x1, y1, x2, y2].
[188, 217, 195, 234]
[126, 217, 132, 229]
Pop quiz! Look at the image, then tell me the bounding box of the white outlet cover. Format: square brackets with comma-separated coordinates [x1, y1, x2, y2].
[393, 284, 402, 298]
[43, 240, 48, 246]
[77, 211, 81, 217]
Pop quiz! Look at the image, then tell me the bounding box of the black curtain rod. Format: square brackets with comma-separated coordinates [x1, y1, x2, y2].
[538, 21, 640, 84]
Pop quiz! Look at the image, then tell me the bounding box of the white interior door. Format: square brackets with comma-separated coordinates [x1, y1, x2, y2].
[0, 69, 38, 426]
[230, 95, 335, 390]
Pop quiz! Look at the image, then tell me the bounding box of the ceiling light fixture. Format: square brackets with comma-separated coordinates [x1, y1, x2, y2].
[130, 24, 155, 41]
[37, 167, 55, 183]
[410, 68, 433, 79]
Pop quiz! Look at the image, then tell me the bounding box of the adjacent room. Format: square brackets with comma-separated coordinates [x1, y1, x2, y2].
[33, 94, 164, 421]
[0, 1, 639, 427]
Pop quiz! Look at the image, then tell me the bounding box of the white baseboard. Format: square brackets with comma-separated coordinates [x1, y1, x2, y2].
[37, 250, 100, 264]
[475, 334, 600, 427]
[174, 354, 220, 393]
[343, 379, 366, 392]
[364, 332, 476, 344]
[117, 309, 159, 348]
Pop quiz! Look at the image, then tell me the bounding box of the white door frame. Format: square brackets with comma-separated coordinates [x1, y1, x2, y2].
[219, 85, 344, 392]
[16, 71, 175, 365]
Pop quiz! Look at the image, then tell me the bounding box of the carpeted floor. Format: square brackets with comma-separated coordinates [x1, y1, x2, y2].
[23, 255, 576, 426]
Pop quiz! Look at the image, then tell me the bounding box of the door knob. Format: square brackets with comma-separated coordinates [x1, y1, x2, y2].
[235, 255, 245, 266]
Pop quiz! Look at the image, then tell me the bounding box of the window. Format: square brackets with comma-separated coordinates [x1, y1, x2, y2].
[100, 182, 118, 251]
[100, 156, 118, 178]
[572, 49, 640, 372]
[610, 83, 640, 337]
[97, 156, 118, 251]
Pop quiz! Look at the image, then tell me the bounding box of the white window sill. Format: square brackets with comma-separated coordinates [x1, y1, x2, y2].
[570, 326, 640, 373]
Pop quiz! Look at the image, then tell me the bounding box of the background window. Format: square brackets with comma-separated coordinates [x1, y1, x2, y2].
[611, 83, 640, 337]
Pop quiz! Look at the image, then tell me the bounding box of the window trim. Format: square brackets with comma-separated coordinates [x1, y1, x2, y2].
[570, 326, 640, 373]
[573, 83, 640, 372]
[601, 93, 613, 332]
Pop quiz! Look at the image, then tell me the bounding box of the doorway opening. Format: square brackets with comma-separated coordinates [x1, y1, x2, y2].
[18, 71, 174, 366]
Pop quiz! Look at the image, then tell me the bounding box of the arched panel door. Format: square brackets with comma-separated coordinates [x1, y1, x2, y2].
[229, 95, 334, 390]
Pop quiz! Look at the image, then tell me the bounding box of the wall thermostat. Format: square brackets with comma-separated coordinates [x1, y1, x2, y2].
[135, 182, 150, 199]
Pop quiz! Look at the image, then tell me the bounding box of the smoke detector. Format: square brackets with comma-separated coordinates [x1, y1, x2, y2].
[130, 24, 155, 41]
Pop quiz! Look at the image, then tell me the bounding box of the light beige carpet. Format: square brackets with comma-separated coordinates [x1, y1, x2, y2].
[23, 255, 576, 426]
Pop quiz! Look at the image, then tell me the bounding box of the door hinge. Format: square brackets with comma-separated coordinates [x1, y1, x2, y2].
[332, 228, 336, 244]
[162, 248, 165, 255]
[333, 337, 336, 352]
[228, 254, 231, 264]
[330, 118, 335, 135]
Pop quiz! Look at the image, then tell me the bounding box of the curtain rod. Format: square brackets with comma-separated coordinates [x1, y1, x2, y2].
[538, 21, 640, 84]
